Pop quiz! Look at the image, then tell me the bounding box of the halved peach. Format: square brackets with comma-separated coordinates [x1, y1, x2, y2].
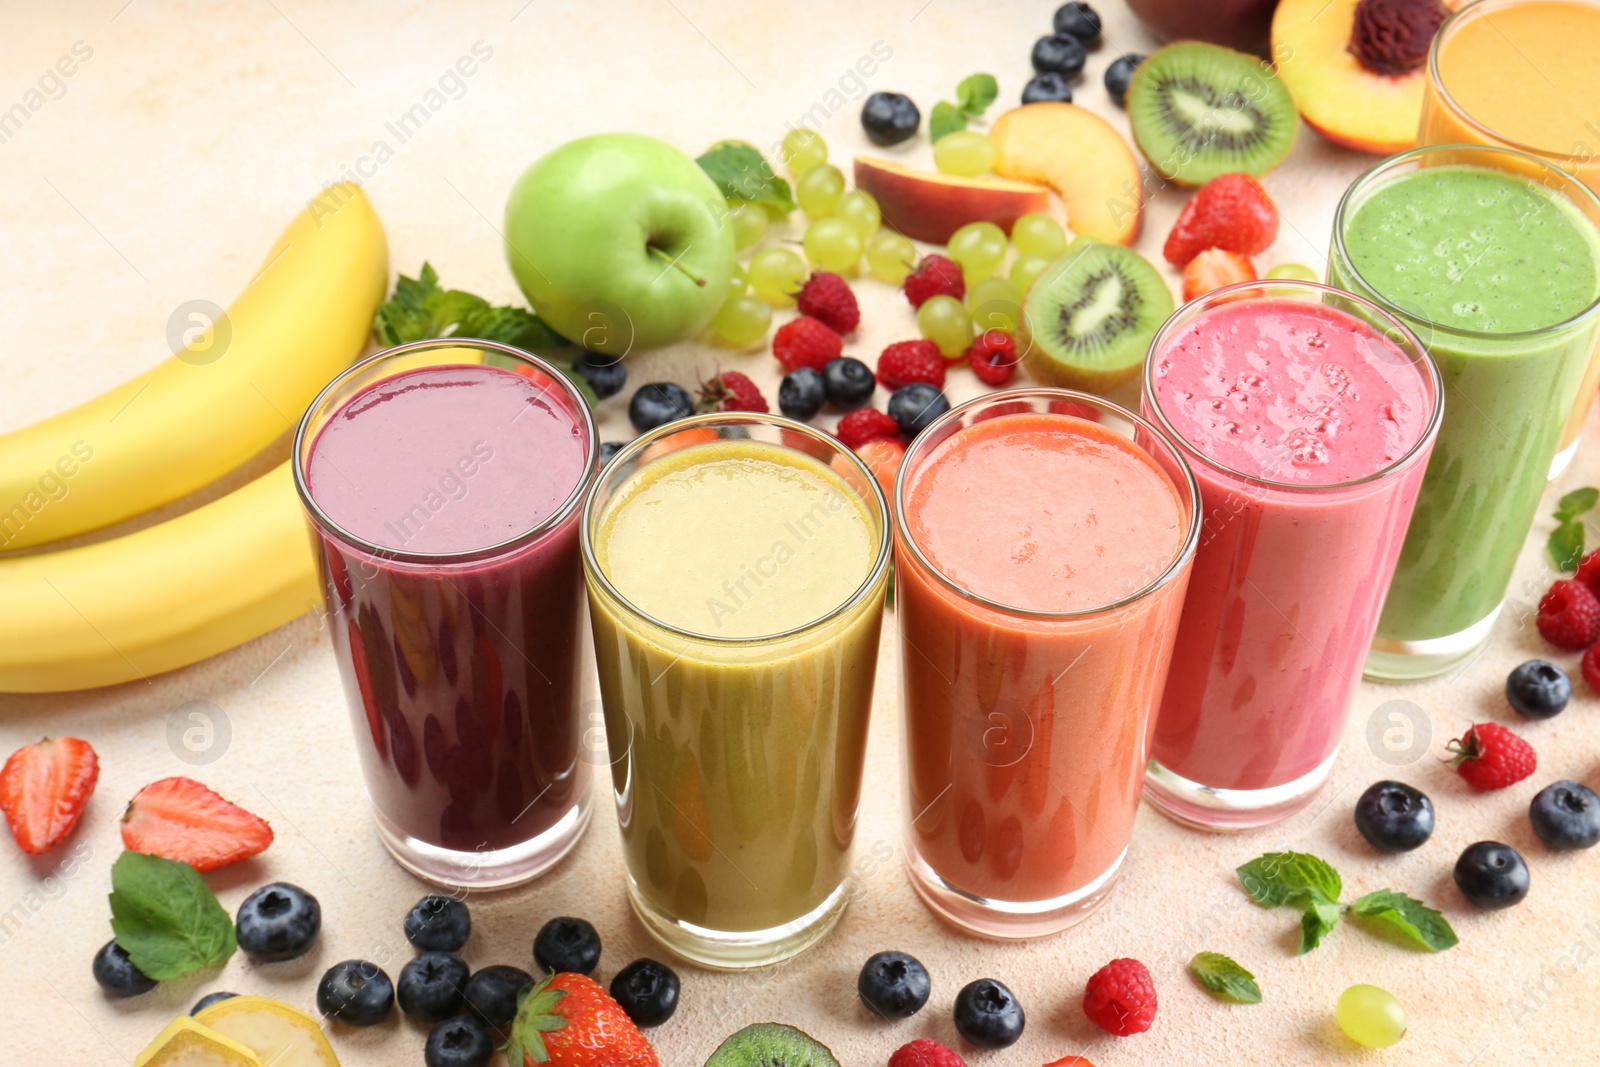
[988, 103, 1143, 246]
[852, 157, 1051, 245]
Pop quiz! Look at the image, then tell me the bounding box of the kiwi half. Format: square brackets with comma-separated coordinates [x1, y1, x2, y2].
[703, 1023, 841, 1067]
[1127, 41, 1297, 185]
[1020, 241, 1174, 393]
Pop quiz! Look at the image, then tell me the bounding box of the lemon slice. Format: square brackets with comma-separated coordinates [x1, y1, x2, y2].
[134, 1017, 263, 1067]
[192, 995, 340, 1067]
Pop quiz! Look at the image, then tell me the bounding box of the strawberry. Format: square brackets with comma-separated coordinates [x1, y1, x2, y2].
[835, 408, 901, 449]
[967, 330, 1018, 386]
[903, 254, 965, 309]
[796, 271, 860, 334]
[877, 340, 946, 390]
[0, 737, 98, 855]
[1182, 248, 1257, 302]
[1537, 578, 1600, 650]
[697, 370, 768, 413]
[508, 972, 659, 1067]
[1163, 172, 1279, 267]
[1449, 723, 1537, 791]
[121, 777, 273, 871]
[771, 316, 842, 372]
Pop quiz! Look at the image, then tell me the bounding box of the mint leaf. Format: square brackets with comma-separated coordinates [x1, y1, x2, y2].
[1237, 851, 1342, 908]
[460, 304, 570, 353]
[955, 73, 998, 117]
[373, 263, 573, 360]
[108, 851, 235, 980]
[1550, 519, 1585, 571]
[1350, 889, 1458, 952]
[929, 101, 966, 142]
[1299, 900, 1341, 954]
[696, 140, 795, 215]
[1189, 952, 1261, 1003]
[1555, 486, 1598, 521]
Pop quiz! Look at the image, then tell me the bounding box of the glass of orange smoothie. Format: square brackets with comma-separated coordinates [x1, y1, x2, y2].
[894, 390, 1199, 938]
[1420, 0, 1600, 475]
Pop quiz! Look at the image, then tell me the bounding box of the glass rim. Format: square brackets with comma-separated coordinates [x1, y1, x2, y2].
[1141, 280, 1446, 495]
[892, 387, 1202, 621]
[291, 337, 599, 566]
[578, 410, 893, 646]
[1331, 143, 1600, 341]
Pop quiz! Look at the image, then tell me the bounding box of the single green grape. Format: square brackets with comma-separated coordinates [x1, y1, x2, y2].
[730, 202, 769, 250]
[933, 130, 997, 178]
[747, 246, 809, 307]
[796, 164, 846, 217]
[1336, 985, 1407, 1049]
[866, 230, 917, 285]
[712, 294, 773, 346]
[1266, 262, 1320, 283]
[1011, 212, 1068, 259]
[948, 221, 1008, 284]
[803, 218, 864, 273]
[917, 294, 973, 359]
[1009, 254, 1052, 293]
[782, 128, 827, 176]
[728, 262, 748, 297]
[835, 189, 881, 239]
[967, 277, 1022, 335]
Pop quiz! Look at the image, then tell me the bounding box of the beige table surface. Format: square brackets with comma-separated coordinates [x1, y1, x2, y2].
[2, 2, 1598, 1064]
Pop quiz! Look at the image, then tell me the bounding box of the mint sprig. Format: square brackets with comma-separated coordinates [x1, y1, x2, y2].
[1236, 850, 1456, 955]
[108, 851, 235, 980]
[1548, 486, 1597, 570]
[1189, 952, 1261, 1003]
[696, 140, 795, 215]
[930, 72, 999, 141]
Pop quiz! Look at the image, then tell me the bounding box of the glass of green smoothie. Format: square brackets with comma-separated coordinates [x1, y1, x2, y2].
[1328, 144, 1600, 681]
[580, 413, 891, 969]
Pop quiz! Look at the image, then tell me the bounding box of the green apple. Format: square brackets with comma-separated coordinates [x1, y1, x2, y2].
[504, 133, 735, 356]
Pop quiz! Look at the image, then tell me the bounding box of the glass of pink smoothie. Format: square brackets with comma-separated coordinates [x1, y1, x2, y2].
[1141, 283, 1442, 831]
[895, 389, 1199, 938]
[293, 339, 597, 888]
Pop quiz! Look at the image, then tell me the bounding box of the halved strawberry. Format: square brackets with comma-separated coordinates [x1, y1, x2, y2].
[0, 737, 98, 854]
[121, 777, 273, 871]
[1182, 248, 1257, 302]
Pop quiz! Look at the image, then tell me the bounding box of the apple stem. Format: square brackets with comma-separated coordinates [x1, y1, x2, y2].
[648, 245, 706, 287]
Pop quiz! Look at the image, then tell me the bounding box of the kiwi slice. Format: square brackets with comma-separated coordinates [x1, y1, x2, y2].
[1127, 40, 1296, 185]
[703, 1023, 840, 1067]
[1019, 241, 1174, 393]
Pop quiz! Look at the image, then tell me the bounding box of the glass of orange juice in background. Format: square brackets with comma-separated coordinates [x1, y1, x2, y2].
[1420, 0, 1600, 476]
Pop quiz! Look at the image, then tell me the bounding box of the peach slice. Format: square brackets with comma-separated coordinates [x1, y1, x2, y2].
[989, 103, 1143, 246]
[852, 158, 1050, 245]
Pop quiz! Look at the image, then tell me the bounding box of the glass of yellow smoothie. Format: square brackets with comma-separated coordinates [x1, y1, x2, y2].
[580, 414, 891, 969]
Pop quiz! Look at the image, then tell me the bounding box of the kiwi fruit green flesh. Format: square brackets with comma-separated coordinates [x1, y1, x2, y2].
[1127, 40, 1296, 185]
[703, 1023, 841, 1067]
[1020, 241, 1174, 393]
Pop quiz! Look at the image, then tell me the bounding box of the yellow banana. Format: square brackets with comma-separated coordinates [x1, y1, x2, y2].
[0, 183, 388, 551]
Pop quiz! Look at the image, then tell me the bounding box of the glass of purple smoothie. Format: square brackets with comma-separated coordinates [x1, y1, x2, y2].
[293, 339, 597, 888]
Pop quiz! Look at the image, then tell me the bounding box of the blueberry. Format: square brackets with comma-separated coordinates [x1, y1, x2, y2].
[405, 894, 471, 953]
[1104, 54, 1145, 107]
[190, 991, 238, 1015]
[570, 350, 627, 400]
[1454, 841, 1530, 910]
[953, 978, 1025, 1049]
[1022, 72, 1073, 104]
[1053, 2, 1102, 44]
[823, 357, 876, 411]
[778, 368, 827, 420]
[629, 382, 694, 433]
[93, 939, 157, 998]
[1032, 34, 1087, 78]
[317, 960, 394, 1026]
[1506, 659, 1570, 720]
[609, 957, 680, 1027]
[599, 441, 628, 465]
[888, 383, 950, 438]
[532, 916, 601, 975]
[1353, 780, 1434, 853]
[398, 951, 471, 1022]
[857, 950, 931, 1019]
[861, 92, 921, 146]
[425, 1015, 493, 1067]
[236, 882, 321, 962]
[1530, 780, 1600, 850]
[463, 965, 532, 1034]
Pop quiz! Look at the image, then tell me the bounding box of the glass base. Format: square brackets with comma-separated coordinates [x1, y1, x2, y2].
[1365, 603, 1500, 682]
[626, 875, 847, 971]
[1143, 746, 1340, 832]
[373, 788, 592, 891]
[1551, 437, 1578, 481]
[904, 839, 1124, 940]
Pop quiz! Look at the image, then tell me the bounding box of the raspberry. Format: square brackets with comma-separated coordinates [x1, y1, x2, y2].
[888, 1038, 967, 1067]
[1164, 172, 1280, 267]
[1537, 578, 1600, 650]
[697, 370, 768, 413]
[1449, 722, 1537, 791]
[834, 408, 900, 449]
[796, 271, 860, 334]
[1584, 644, 1600, 692]
[771, 316, 843, 373]
[1574, 547, 1600, 597]
[1182, 248, 1257, 302]
[877, 340, 946, 390]
[968, 330, 1018, 386]
[1083, 957, 1157, 1037]
[903, 254, 965, 309]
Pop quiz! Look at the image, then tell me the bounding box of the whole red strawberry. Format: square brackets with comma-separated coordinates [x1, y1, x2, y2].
[1449, 723, 1537, 791]
[835, 408, 901, 449]
[772, 316, 842, 372]
[968, 330, 1018, 386]
[1083, 957, 1157, 1037]
[1164, 173, 1279, 267]
[121, 777, 273, 871]
[877, 340, 946, 390]
[903, 254, 965, 309]
[889, 1038, 968, 1067]
[796, 271, 860, 334]
[0, 737, 98, 855]
[1537, 578, 1600, 650]
[509, 972, 658, 1067]
[698, 370, 768, 413]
